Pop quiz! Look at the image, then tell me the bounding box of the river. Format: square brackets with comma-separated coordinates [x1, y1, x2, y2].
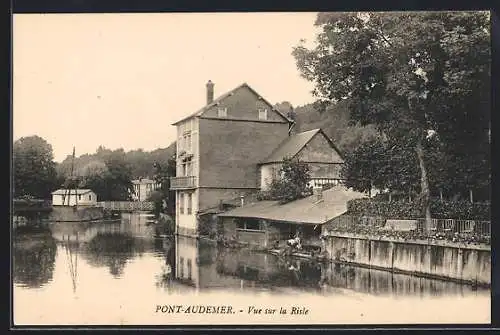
[12, 213, 491, 325]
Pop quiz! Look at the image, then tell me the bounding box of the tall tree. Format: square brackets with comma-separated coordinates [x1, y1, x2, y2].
[13, 136, 60, 199]
[293, 11, 490, 231]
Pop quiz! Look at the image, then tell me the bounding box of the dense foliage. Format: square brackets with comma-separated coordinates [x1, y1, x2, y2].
[149, 158, 176, 217]
[13, 136, 61, 199]
[13, 134, 176, 202]
[258, 158, 312, 204]
[347, 198, 490, 220]
[292, 12, 490, 230]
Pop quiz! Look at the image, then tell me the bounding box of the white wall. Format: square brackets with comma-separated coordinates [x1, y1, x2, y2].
[260, 163, 281, 191]
[175, 118, 200, 236]
[175, 236, 199, 286]
[52, 192, 97, 206]
[176, 118, 199, 179]
[176, 189, 199, 234]
[132, 182, 160, 201]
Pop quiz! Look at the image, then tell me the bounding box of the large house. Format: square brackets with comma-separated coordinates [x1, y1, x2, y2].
[131, 178, 161, 201]
[170, 81, 345, 237]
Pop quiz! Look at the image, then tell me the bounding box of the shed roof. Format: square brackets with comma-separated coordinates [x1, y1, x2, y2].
[172, 82, 291, 125]
[217, 186, 367, 225]
[51, 189, 94, 195]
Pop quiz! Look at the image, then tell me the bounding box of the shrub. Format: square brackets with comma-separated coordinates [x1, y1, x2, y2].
[346, 198, 490, 220]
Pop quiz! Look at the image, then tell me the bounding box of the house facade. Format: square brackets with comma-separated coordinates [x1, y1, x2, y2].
[170, 80, 347, 237]
[131, 178, 161, 201]
[170, 81, 292, 237]
[51, 189, 98, 206]
[259, 128, 344, 191]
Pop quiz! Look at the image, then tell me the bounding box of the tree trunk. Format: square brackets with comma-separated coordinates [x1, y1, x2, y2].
[416, 142, 431, 233]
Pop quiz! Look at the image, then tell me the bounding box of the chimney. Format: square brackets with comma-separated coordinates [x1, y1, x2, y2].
[206, 80, 214, 105]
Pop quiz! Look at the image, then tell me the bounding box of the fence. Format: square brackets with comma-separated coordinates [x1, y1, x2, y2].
[327, 215, 491, 237]
[96, 201, 155, 212]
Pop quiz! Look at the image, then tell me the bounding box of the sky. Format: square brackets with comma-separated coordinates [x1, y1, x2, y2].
[13, 13, 320, 162]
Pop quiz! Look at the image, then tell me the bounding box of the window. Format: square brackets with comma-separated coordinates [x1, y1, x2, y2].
[236, 218, 261, 230]
[88, 195, 92, 201]
[186, 133, 192, 151]
[258, 108, 268, 120]
[187, 193, 192, 214]
[78, 194, 82, 200]
[182, 163, 187, 176]
[187, 259, 192, 280]
[179, 193, 184, 214]
[217, 107, 227, 118]
[179, 257, 184, 278]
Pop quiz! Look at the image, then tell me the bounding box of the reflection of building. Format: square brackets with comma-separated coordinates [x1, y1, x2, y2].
[173, 235, 325, 291]
[170, 81, 346, 237]
[174, 235, 242, 289]
[51, 189, 97, 206]
[131, 178, 161, 201]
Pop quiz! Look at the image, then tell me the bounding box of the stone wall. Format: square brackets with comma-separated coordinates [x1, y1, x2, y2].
[325, 232, 491, 285]
[48, 206, 104, 222]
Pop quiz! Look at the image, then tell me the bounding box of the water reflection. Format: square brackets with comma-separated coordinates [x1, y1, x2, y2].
[13, 229, 57, 289]
[171, 235, 487, 297]
[13, 213, 489, 299]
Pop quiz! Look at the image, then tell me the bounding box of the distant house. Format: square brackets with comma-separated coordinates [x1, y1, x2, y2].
[258, 128, 344, 191]
[170, 80, 347, 238]
[51, 189, 97, 206]
[131, 178, 161, 201]
[217, 186, 366, 249]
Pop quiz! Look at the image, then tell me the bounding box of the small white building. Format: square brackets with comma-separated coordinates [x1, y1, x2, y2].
[51, 189, 98, 206]
[131, 178, 161, 201]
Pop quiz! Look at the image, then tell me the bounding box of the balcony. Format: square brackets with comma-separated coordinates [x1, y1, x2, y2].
[170, 176, 197, 190]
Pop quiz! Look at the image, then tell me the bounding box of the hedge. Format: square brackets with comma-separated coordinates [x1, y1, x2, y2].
[347, 198, 490, 220]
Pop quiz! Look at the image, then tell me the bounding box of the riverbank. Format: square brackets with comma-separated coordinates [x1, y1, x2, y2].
[323, 232, 490, 286]
[202, 231, 490, 287]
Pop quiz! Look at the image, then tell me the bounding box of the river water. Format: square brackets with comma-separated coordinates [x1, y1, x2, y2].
[13, 213, 491, 325]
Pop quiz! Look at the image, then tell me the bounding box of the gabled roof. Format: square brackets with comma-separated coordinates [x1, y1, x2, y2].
[217, 186, 367, 225]
[172, 82, 292, 125]
[259, 128, 344, 164]
[51, 189, 94, 195]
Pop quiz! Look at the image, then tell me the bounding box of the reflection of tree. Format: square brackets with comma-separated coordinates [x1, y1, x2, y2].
[81, 233, 139, 278]
[13, 235, 57, 288]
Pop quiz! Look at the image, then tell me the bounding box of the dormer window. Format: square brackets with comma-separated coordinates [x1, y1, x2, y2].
[258, 108, 268, 120]
[218, 107, 227, 118]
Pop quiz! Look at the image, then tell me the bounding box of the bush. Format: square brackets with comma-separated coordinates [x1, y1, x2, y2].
[347, 198, 490, 220]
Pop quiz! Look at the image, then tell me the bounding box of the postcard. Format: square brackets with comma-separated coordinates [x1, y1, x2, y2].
[12, 11, 491, 326]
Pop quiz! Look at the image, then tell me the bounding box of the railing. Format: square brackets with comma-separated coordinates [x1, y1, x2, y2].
[325, 215, 491, 237]
[96, 201, 154, 211]
[308, 178, 344, 189]
[416, 218, 491, 236]
[170, 176, 197, 190]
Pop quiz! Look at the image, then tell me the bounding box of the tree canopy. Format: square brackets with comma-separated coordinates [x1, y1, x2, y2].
[13, 136, 60, 199]
[293, 12, 490, 228]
